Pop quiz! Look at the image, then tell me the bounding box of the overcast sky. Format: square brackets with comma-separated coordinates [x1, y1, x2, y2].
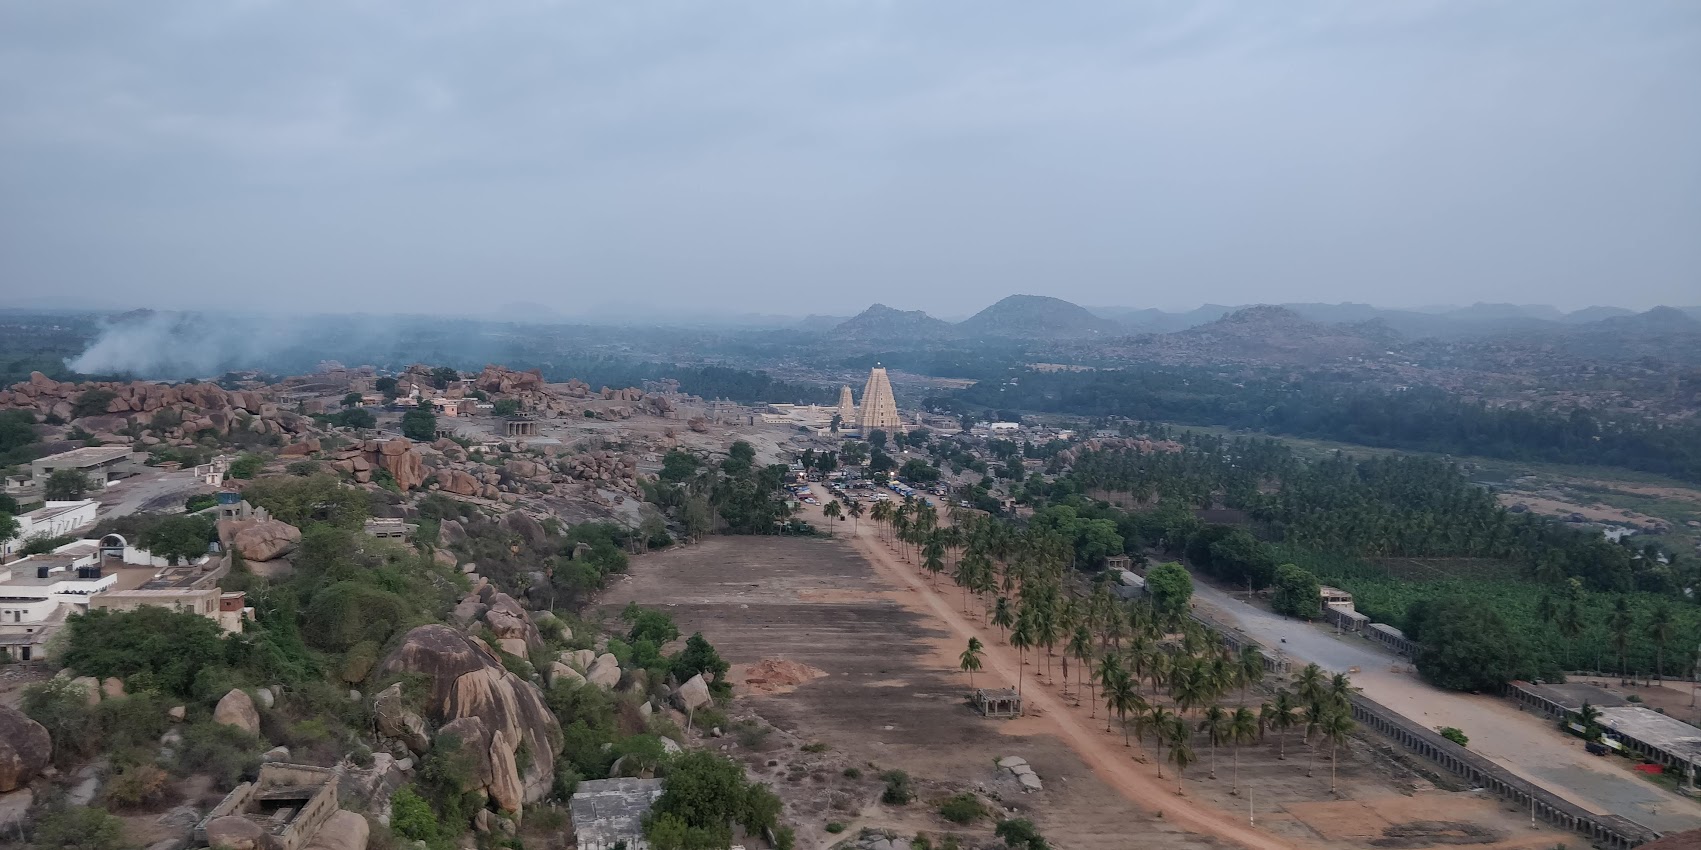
[1, 1, 1696, 316]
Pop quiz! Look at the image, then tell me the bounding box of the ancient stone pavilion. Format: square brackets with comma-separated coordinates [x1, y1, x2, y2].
[974, 687, 1022, 718]
[857, 365, 903, 433]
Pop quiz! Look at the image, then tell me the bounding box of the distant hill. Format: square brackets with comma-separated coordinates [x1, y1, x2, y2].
[1558, 305, 1636, 324]
[830, 303, 958, 342]
[957, 295, 1123, 339]
[1153, 305, 1398, 365]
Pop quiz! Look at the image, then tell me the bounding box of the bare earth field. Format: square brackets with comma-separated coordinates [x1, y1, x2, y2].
[607, 527, 1577, 850]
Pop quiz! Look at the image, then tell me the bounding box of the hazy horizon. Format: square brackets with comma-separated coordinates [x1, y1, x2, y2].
[2, 2, 1697, 315]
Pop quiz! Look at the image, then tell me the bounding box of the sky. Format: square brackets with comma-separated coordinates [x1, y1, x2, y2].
[1, 1, 1697, 317]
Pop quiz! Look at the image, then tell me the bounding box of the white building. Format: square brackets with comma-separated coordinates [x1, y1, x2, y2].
[1, 500, 98, 562]
[0, 540, 116, 661]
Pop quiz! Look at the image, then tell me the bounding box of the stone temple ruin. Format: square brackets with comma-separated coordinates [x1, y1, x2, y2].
[974, 687, 1022, 718]
[195, 763, 344, 850]
[569, 777, 664, 850]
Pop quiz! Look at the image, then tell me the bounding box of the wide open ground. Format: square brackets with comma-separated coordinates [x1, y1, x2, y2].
[606, 533, 1574, 850]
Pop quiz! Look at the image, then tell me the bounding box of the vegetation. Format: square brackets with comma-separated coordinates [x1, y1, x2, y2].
[401, 408, 437, 441]
[1439, 726, 1469, 747]
[647, 443, 804, 538]
[938, 792, 985, 824]
[138, 513, 217, 564]
[643, 751, 784, 850]
[44, 468, 91, 500]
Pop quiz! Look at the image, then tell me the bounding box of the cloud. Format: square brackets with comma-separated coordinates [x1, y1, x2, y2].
[2, 1, 1697, 314]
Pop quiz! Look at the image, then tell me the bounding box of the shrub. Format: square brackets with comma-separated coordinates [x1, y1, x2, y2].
[185, 492, 218, 513]
[938, 792, 985, 824]
[842, 767, 862, 779]
[880, 769, 913, 805]
[773, 826, 796, 850]
[390, 785, 440, 842]
[228, 453, 265, 479]
[103, 762, 171, 809]
[825, 822, 846, 834]
[62, 607, 225, 698]
[32, 807, 127, 850]
[995, 818, 1050, 850]
[173, 722, 263, 790]
[801, 742, 829, 753]
[1438, 727, 1469, 747]
[73, 389, 117, 419]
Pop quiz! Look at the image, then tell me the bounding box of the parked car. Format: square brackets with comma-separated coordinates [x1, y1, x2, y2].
[1585, 741, 1609, 756]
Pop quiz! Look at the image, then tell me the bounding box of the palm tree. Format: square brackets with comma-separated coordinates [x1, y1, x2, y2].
[1648, 602, 1675, 681]
[1327, 673, 1354, 711]
[1095, 654, 1125, 726]
[1228, 706, 1260, 796]
[1294, 664, 1325, 706]
[1304, 702, 1332, 777]
[991, 597, 1014, 641]
[959, 637, 985, 688]
[1609, 596, 1634, 676]
[1167, 717, 1196, 794]
[1066, 624, 1093, 702]
[1198, 705, 1231, 779]
[1264, 690, 1299, 759]
[846, 499, 864, 533]
[1319, 708, 1355, 794]
[1010, 615, 1035, 699]
[1237, 646, 1265, 701]
[1145, 705, 1178, 778]
[1110, 673, 1147, 751]
[822, 500, 842, 535]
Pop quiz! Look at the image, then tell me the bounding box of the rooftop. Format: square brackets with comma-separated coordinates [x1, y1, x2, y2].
[34, 446, 134, 467]
[569, 778, 663, 847]
[1598, 706, 1701, 762]
[22, 500, 96, 523]
[1514, 681, 1630, 712]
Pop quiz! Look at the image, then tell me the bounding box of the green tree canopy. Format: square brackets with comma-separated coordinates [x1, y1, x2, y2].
[45, 468, 91, 500]
[73, 389, 117, 419]
[1270, 563, 1322, 620]
[241, 474, 369, 530]
[62, 607, 226, 698]
[1145, 561, 1193, 616]
[1407, 595, 1526, 692]
[401, 409, 437, 441]
[139, 514, 217, 565]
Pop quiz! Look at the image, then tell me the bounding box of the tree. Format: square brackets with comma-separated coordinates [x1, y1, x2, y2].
[139, 514, 216, 565]
[899, 459, 940, 484]
[375, 376, 399, 395]
[401, 409, 437, 441]
[1270, 563, 1321, 619]
[822, 500, 842, 536]
[1405, 595, 1524, 692]
[1228, 706, 1260, 795]
[646, 751, 768, 850]
[72, 389, 117, 419]
[45, 468, 91, 500]
[1166, 717, 1196, 794]
[1145, 561, 1192, 617]
[1608, 596, 1634, 674]
[228, 453, 265, 479]
[1319, 708, 1355, 793]
[493, 399, 523, 417]
[1648, 601, 1675, 681]
[61, 607, 225, 698]
[868, 429, 888, 450]
[960, 637, 985, 688]
[32, 807, 127, 850]
[1198, 705, 1231, 779]
[341, 392, 363, 408]
[1264, 690, 1299, 760]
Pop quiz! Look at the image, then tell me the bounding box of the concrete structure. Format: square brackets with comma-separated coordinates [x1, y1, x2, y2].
[196, 764, 341, 850]
[569, 777, 664, 850]
[857, 365, 904, 433]
[1322, 604, 1369, 632]
[363, 518, 417, 540]
[0, 542, 115, 660]
[1508, 681, 1701, 777]
[1366, 622, 1415, 656]
[836, 385, 857, 427]
[1348, 691, 1657, 848]
[973, 687, 1023, 718]
[29, 445, 138, 487]
[1, 500, 98, 562]
[1318, 585, 1354, 609]
[505, 418, 539, 437]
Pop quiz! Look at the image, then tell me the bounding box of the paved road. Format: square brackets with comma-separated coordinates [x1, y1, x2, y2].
[1191, 579, 1701, 834]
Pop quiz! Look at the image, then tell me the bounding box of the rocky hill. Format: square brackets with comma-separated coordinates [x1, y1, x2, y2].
[956, 295, 1123, 339]
[830, 303, 959, 343]
[1118, 305, 1401, 366]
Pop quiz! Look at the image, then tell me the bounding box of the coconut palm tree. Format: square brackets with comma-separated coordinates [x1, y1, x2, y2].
[1609, 596, 1634, 675]
[1264, 690, 1299, 760]
[822, 500, 842, 535]
[1294, 664, 1325, 706]
[1228, 706, 1260, 796]
[991, 597, 1014, 641]
[1167, 717, 1196, 794]
[846, 499, 864, 533]
[1198, 705, 1231, 779]
[1319, 708, 1355, 793]
[1648, 601, 1676, 681]
[1237, 646, 1265, 701]
[1109, 673, 1146, 750]
[1095, 653, 1125, 726]
[1010, 615, 1035, 699]
[1146, 705, 1178, 779]
[959, 637, 985, 688]
[1066, 624, 1093, 702]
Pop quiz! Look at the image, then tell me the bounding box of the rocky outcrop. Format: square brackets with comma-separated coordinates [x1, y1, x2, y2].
[218, 518, 302, 562]
[329, 438, 426, 490]
[373, 683, 430, 754]
[586, 653, 621, 690]
[474, 366, 545, 396]
[546, 663, 585, 689]
[0, 707, 51, 793]
[204, 815, 266, 850]
[378, 625, 561, 809]
[0, 373, 309, 442]
[212, 689, 260, 735]
[303, 809, 370, 850]
[673, 674, 712, 713]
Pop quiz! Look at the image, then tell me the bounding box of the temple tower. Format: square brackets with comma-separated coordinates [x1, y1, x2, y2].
[858, 365, 904, 433]
[836, 385, 858, 427]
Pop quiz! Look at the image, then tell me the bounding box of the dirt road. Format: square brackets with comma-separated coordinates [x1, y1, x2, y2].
[815, 506, 1296, 850]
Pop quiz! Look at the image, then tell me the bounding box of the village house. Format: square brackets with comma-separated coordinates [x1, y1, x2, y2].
[0, 499, 99, 562]
[30, 445, 140, 487]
